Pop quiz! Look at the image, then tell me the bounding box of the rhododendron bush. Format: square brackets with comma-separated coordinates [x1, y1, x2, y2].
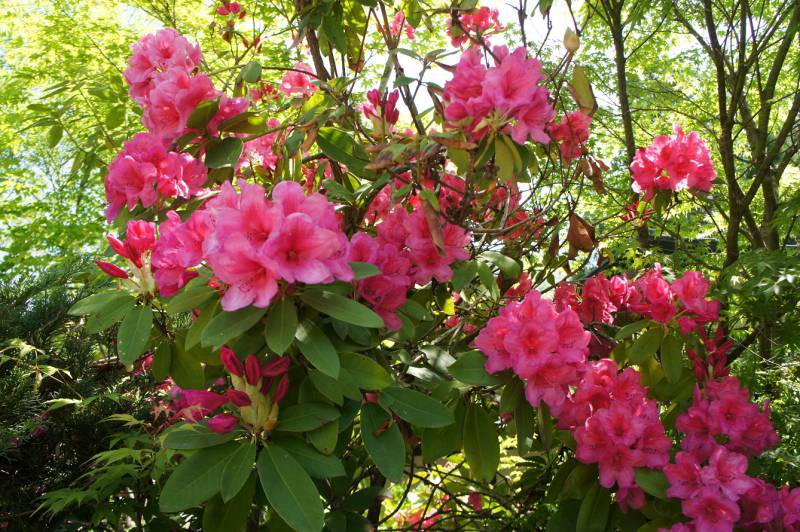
[49, 1, 800, 531]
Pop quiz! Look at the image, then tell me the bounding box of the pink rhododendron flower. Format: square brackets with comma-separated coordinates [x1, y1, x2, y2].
[142, 70, 217, 141]
[443, 46, 554, 144]
[447, 7, 502, 47]
[208, 413, 238, 434]
[124, 28, 201, 105]
[151, 210, 209, 296]
[279, 63, 316, 98]
[388, 11, 415, 40]
[169, 387, 227, 422]
[631, 123, 716, 200]
[549, 112, 592, 162]
[738, 478, 782, 529]
[782, 486, 800, 530]
[682, 489, 740, 532]
[243, 118, 283, 170]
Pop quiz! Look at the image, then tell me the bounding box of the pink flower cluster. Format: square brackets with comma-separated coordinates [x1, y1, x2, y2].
[105, 132, 207, 221]
[447, 7, 502, 47]
[568, 361, 671, 496]
[388, 11, 415, 40]
[279, 63, 316, 98]
[361, 89, 400, 137]
[556, 266, 720, 334]
[349, 204, 470, 330]
[152, 180, 353, 310]
[474, 290, 590, 414]
[548, 111, 592, 162]
[242, 118, 283, 171]
[631, 123, 716, 200]
[443, 46, 554, 144]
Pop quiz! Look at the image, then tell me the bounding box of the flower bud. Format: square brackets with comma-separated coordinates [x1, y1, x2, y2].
[564, 28, 580, 54]
[95, 260, 129, 279]
[107, 234, 132, 260]
[226, 389, 251, 407]
[208, 413, 238, 434]
[272, 374, 289, 404]
[245, 355, 261, 386]
[220, 347, 244, 377]
[260, 377, 273, 396]
[262, 356, 291, 377]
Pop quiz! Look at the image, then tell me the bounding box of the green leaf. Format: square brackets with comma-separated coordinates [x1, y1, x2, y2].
[47, 124, 63, 148]
[221, 439, 257, 503]
[187, 98, 220, 129]
[308, 421, 338, 454]
[241, 61, 262, 83]
[340, 353, 392, 390]
[480, 251, 521, 278]
[660, 331, 684, 384]
[349, 262, 380, 280]
[447, 350, 503, 386]
[379, 386, 454, 428]
[203, 475, 256, 532]
[152, 342, 172, 382]
[275, 402, 340, 432]
[615, 319, 649, 340]
[218, 112, 269, 134]
[163, 424, 235, 450]
[170, 340, 206, 389]
[273, 438, 345, 478]
[186, 301, 219, 349]
[516, 399, 535, 456]
[316, 127, 371, 177]
[159, 442, 238, 513]
[165, 285, 215, 315]
[628, 327, 664, 364]
[321, 11, 347, 53]
[68, 291, 129, 315]
[576, 482, 611, 532]
[451, 260, 478, 291]
[494, 135, 517, 182]
[265, 298, 298, 355]
[201, 306, 267, 349]
[308, 369, 343, 405]
[360, 403, 404, 483]
[635, 468, 669, 500]
[117, 305, 153, 366]
[85, 294, 137, 333]
[205, 137, 244, 169]
[295, 321, 340, 378]
[257, 445, 325, 532]
[568, 66, 598, 115]
[300, 290, 384, 328]
[463, 402, 499, 482]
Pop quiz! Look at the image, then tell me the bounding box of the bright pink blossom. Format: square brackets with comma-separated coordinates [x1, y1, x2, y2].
[208, 413, 238, 434]
[388, 11, 415, 40]
[279, 63, 316, 98]
[447, 7, 502, 47]
[631, 123, 716, 200]
[548, 112, 591, 162]
[142, 70, 217, 140]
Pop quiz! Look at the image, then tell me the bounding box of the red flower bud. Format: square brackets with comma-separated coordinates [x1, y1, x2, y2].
[220, 346, 244, 377]
[245, 355, 261, 385]
[107, 234, 132, 260]
[272, 374, 289, 404]
[226, 389, 251, 407]
[95, 260, 129, 279]
[208, 413, 238, 434]
[363, 392, 379, 404]
[262, 356, 291, 377]
[260, 376, 273, 395]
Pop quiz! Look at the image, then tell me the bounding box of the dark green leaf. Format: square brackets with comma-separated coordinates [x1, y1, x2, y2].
[480, 251, 521, 278]
[615, 319, 649, 340]
[360, 403, 404, 482]
[308, 369, 343, 405]
[295, 321, 340, 378]
[201, 306, 267, 349]
[159, 442, 238, 512]
[117, 305, 153, 366]
[257, 445, 325, 532]
[316, 127, 371, 177]
[163, 424, 235, 450]
[221, 440, 257, 502]
[275, 402, 340, 432]
[187, 98, 220, 129]
[628, 327, 664, 364]
[660, 331, 684, 384]
[379, 386, 454, 428]
[447, 350, 503, 386]
[165, 285, 215, 315]
[265, 298, 298, 355]
[205, 137, 244, 169]
[463, 402, 499, 482]
[272, 438, 345, 478]
[340, 353, 391, 389]
[349, 262, 380, 280]
[203, 475, 256, 532]
[300, 290, 384, 328]
[576, 482, 611, 532]
[635, 468, 669, 500]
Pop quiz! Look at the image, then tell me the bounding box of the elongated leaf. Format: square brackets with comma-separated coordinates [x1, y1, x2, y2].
[628, 327, 664, 364]
[463, 403, 499, 482]
[165, 285, 215, 315]
[295, 321, 339, 378]
[576, 482, 610, 532]
[68, 291, 130, 315]
[163, 424, 235, 450]
[480, 251, 521, 278]
[264, 298, 297, 355]
[635, 468, 669, 500]
[85, 295, 136, 334]
[360, 403, 404, 482]
[447, 350, 503, 386]
[203, 475, 256, 532]
[308, 421, 338, 454]
[186, 301, 219, 349]
[221, 439, 257, 502]
[349, 262, 380, 280]
[257, 445, 324, 532]
[117, 305, 153, 366]
[159, 442, 238, 512]
[308, 369, 343, 405]
[187, 98, 220, 129]
[273, 438, 345, 478]
[152, 342, 172, 381]
[615, 319, 649, 340]
[300, 290, 384, 328]
[201, 306, 266, 349]
[340, 353, 391, 390]
[316, 127, 371, 176]
[205, 137, 244, 168]
[275, 402, 340, 432]
[379, 386, 453, 428]
[660, 331, 684, 384]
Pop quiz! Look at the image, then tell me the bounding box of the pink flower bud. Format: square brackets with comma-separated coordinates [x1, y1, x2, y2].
[245, 355, 261, 386]
[208, 413, 238, 434]
[260, 376, 273, 395]
[272, 374, 289, 404]
[95, 260, 129, 279]
[226, 389, 251, 407]
[363, 392, 379, 404]
[217, 4, 229, 15]
[126, 220, 156, 259]
[262, 356, 291, 377]
[468, 491, 483, 512]
[220, 346, 244, 377]
[107, 234, 132, 260]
